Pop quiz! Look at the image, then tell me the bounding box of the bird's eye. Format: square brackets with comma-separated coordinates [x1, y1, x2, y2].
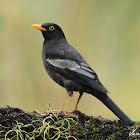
[49, 26, 55, 31]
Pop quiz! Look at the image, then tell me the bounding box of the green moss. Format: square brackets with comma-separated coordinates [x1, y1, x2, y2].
[0, 107, 139, 139]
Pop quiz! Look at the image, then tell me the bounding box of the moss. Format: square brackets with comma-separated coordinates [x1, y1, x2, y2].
[0, 106, 139, 139]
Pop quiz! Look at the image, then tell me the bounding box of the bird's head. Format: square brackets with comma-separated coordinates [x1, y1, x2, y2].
[31, 23, 65, 41]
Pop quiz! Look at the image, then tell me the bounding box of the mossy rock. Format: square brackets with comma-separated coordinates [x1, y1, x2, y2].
[0, 106, 139, 139]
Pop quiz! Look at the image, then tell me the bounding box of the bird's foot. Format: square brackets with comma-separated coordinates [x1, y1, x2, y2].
[44, 108, 68, 115]
[44, 110, 62, 114]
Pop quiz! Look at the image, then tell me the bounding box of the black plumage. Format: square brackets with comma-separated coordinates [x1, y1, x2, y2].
[32, 23, 134, 126]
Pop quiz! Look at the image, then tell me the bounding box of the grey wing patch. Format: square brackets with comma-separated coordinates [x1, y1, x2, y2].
[76, 62, 95, 79]
[47, 59, 96, 79]
[47, 58, 80, 70]
[80, 62, 94, 73]
[76, 69, 95, 79]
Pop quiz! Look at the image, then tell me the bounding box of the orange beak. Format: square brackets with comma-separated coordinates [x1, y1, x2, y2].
[31, 24, 47, 31]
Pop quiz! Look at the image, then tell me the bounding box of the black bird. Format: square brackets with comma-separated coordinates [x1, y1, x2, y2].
[32, 23, 134, 126]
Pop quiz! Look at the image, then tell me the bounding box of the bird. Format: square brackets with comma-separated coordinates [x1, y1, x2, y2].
[31, 23, 134, 126]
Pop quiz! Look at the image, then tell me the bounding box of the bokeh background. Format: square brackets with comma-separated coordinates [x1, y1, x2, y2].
[0, 0, 140, 121]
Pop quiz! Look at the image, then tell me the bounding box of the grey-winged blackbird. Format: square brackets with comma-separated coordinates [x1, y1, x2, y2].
[31, 23, 134, 126]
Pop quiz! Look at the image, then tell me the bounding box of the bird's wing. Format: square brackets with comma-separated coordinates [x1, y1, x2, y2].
[46, 58, 108, 93]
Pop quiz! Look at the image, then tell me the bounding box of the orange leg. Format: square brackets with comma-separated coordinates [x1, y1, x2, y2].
[59, 94, 73, 110]
[75, 91, 83, 110]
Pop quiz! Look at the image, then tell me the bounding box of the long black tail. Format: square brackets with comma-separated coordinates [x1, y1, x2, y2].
[95, 93, 134, 126]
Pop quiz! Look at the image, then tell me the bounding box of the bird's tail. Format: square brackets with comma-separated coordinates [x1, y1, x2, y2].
[95, 93, 134, 126]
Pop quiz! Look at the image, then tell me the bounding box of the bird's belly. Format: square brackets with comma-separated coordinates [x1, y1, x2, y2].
[43, 63, 82, 92]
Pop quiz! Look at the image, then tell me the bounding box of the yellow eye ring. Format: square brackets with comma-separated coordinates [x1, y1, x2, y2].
[49, 26, 55, 31]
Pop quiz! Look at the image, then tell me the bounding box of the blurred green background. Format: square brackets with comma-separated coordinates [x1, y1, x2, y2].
[0, 0, 140, 121]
